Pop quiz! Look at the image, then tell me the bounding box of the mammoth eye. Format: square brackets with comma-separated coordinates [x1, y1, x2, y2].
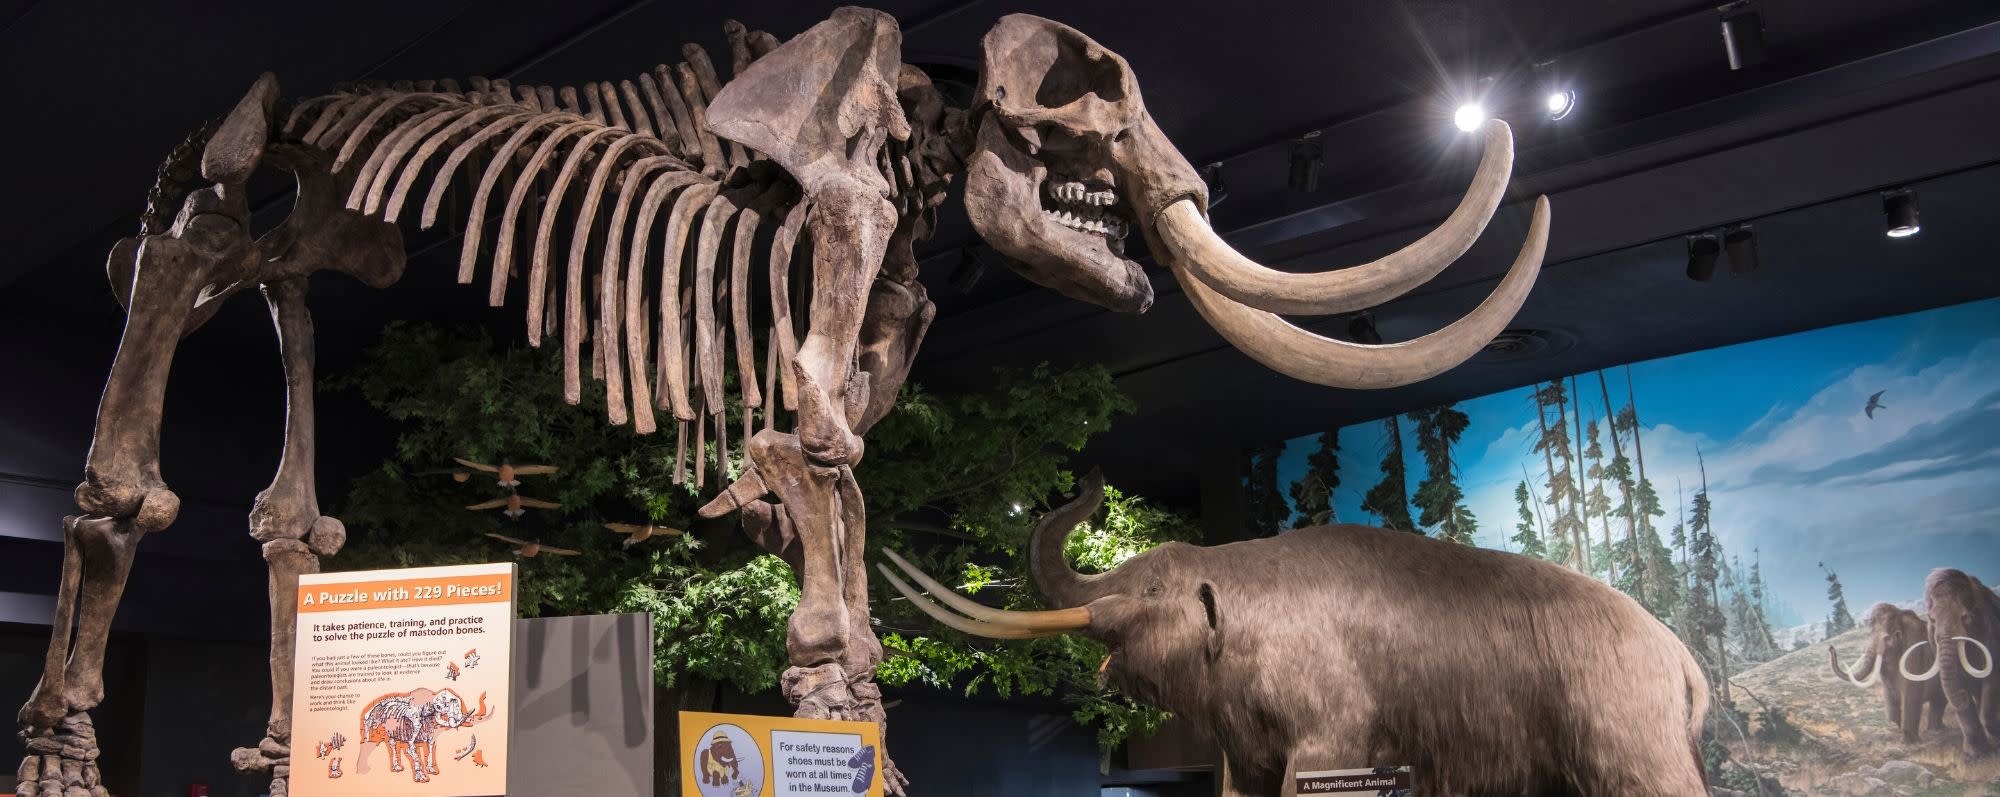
[1144, 581, 1163, 598]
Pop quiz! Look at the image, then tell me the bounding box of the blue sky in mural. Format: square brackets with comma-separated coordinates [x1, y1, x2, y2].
[1272, 296, 2000, 629]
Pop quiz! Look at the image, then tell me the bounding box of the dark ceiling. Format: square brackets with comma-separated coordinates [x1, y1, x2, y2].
[5, 1, 2000, 630]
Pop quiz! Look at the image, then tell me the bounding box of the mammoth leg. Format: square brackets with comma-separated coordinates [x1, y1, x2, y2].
[736, 432, 855, 716]
[15, 213, 229, 797]
[790, 176, 898, 465]
[1220, 754, 1285, 797]
[1897, 682, 1922, 744]
[229, 279, 344, 797]
[834, 244, 932, 796]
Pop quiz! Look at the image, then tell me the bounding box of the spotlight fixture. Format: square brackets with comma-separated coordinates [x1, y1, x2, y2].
[1288, 132, 1323, 192]
[1686, 234, 1721, 281]
[1545, 88, 1577, 120]
[1203, 161, 1229, 208]
[1723, 224, 1758, 274]
[1533, 60, 1576, 121]
[1453, 102, 1488, 133]
[1882, 189, 1920, 238]
[1719, 2, 1767, 71]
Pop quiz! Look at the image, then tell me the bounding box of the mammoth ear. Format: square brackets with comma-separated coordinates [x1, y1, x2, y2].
[203, 72, 279, 184]
[707, 8, 909, 196]
[1199, 582, 1225, 661]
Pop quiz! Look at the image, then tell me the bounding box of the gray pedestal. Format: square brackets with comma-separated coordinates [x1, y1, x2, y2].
[508, 612, 655, 796]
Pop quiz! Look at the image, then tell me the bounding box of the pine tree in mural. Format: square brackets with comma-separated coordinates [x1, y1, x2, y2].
[1617, 367, 1679, 619]
[1361, 416, 1416, 532]
[1685, 450, 1730, 700]
[1569, 376, 1594, 571]
[1822, 562, 1857, 635]
[1511, 480, 1547, 558]
[1597, 372, 1639, 585]
[1245, 442, 1290, 537]
[1727, 555, 1777, 662]
[1409, 404, 1477, 544]
[1533, 380, 1584, 568]
[1583, 417, 1614, 580]
[1289, 432, 1340, 527]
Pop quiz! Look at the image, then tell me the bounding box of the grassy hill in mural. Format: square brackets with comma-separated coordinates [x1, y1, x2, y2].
[1728, 623, 2000, 795]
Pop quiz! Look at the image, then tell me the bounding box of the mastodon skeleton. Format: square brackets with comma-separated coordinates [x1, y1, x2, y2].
[15, 9, 1549, 797]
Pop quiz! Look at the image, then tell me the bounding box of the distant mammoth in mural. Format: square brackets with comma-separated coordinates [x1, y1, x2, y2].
[882, 472, 1709, 796]
[1901, 568, 1999, 759]
[1829, 603, 1945, 743]
[355, 687, 491, 782]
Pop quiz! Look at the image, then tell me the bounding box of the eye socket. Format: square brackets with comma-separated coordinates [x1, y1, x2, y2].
[1114, 129, 1132, 143]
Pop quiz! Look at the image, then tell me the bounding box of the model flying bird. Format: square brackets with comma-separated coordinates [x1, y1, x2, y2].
[453, 457, 558, 487]
[416, 465, 478, 482]
[485, 533, 579, 558]
[1864, 390, 1888, 419]
[604, 521, 685, 549]
[466, 493, 560, 519]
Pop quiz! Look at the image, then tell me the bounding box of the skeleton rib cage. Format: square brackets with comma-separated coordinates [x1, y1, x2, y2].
[262, 36, 921, 488]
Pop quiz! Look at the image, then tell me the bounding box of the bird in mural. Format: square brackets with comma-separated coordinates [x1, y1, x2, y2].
[1864, 390, 1888, 419]
[453, 457, 558, 487]
[604, 521, 685, 549]
[484, 533, 579, 558]
[466, 492, 560, 519]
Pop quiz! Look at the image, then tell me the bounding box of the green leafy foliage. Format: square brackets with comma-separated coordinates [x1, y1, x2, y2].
[330, 326, 1190, 752]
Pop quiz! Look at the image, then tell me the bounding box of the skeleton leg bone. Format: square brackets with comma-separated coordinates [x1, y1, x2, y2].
[228, 279, 344, 797]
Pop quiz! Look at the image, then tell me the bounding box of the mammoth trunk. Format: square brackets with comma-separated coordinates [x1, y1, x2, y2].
[1836, 643, 1881, 688]
[1028, 471, 1110, 608]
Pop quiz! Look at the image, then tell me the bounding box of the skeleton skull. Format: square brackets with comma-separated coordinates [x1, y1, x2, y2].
[964, 14, 1550, 391]
[964, 14, 1207, 314]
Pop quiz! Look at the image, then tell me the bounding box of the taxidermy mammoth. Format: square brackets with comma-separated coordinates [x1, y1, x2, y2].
[18, 7, 1547, 797]
[883, 472, 1708, 796]
[1901, 568, 1999, 760]
[1829, 603, 1945, 743]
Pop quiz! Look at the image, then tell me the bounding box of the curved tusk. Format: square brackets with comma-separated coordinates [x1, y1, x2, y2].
[1160, 119, 1516, 316]
[882, 549, 1092, 632]
[1956, 636, 1994, 678]
[1167, 194, 1548, 389]
[875, 565, 1076, 640]
[1849, 654, 1881, 688]
[1900, 640, 1941, 682]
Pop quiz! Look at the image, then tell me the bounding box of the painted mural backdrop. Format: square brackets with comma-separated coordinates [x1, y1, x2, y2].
[1256, 296, 2000, 794]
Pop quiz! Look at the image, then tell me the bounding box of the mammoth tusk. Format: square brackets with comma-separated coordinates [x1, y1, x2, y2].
[1957, 636, 1994, 678]
[1900, 640, 1942, 682]
[1847, 654, 1880, 688]
[1160, 119, 1516, 316]
[1165, 194, 1548, 390]
[881, 548, 1092, 633]
[875, 564, 1084, 640]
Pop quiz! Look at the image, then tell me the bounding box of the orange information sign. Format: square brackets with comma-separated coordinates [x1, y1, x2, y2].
[679, 711, 885, 797]
[289, 563, 516, 797]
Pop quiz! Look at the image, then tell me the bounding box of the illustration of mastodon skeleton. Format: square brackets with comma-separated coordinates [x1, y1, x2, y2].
[355, 688, 490, 783]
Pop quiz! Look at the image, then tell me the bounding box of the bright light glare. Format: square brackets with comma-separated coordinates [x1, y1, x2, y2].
[1453, 103, 1487, 133]
[1546, 89, 1576, 120]
[1887, 225, 1920, 238]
